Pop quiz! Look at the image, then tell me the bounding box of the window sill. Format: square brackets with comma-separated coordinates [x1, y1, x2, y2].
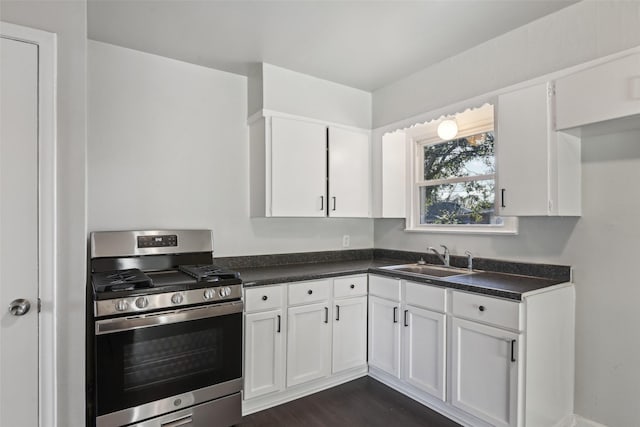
[404, 218, 519, 235]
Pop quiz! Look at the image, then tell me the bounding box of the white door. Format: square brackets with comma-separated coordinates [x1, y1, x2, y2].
[450, 317, 520, 427]
[270, 117, 327, 217]
[244, 309, 284, 400]
[332, 296, 367, 374]
[0, 36, 40, 426]
[402, 305, 446, 401]
[286, 302, 331, 387]
[368, 296, 401, 377]
[328, 127, 370, 217]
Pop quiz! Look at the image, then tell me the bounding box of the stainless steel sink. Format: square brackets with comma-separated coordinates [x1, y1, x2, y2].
[381, 263, 471, 278]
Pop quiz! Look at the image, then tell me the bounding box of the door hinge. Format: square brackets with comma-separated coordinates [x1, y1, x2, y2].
[37, 298, 42, 313]
[547, 83, 556, 98]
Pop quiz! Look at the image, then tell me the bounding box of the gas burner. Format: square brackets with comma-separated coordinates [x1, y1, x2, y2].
[179, 264, 240, 282]
[92, 268, 153, 293]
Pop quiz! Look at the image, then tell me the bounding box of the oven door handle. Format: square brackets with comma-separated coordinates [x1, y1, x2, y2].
[95, 300, 243, 335]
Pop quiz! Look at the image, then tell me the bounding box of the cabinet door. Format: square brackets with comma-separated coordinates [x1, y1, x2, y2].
[286, 302, 331, 387]
[328, 127, 370, 217]
[402, 305, 446, 401]
[368, 296, 401, 377]
[496, 83, 551, 216]
[332, 296, 367, 374]
[244, 309, 284, 399]
[271, 117, 327, 217]
[451, 317, 520, 427]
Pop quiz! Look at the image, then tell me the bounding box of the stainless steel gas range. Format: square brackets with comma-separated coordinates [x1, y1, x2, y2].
[87, 230, 243, 427]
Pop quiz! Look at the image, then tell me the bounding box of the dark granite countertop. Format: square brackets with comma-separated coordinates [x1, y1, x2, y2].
[236, 256, 569, 301]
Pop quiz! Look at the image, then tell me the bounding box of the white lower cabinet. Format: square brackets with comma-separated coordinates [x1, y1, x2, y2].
[368, 275, 575, 427]
[286, 302, 331, 387]
[332, 295, 367, 374]
[243, 275, 368, 415]
[368, 295, 401, 377]
[244, 285, 286, 401]
[402, 305, 446, 401]
[450, 317, 520, 427]
[244, 309, 284, 400]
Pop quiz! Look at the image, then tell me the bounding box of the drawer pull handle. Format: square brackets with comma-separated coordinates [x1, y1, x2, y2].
[350, 284, 355, 289]
[393, 306, 398, 323]
[511, 339, 517, 362]
[262, 295, 268, 301]
[308, 289, 313, 295]
[324, 307, 329, 323]
[404, 309, 409, 327]
[277, 314, 281, 333]
[478, 305, 486, 312]
[336, 305, 340, 321]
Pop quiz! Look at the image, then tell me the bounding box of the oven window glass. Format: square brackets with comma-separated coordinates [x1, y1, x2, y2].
[95, 310, 242, 416]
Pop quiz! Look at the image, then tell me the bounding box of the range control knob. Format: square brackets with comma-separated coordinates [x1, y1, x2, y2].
[203, 289, 216, 300]
[171, 293, 184, 305]
[219, 287, 232, 298]
[115, 300, 129, 312]
[135, 297, 149, 309]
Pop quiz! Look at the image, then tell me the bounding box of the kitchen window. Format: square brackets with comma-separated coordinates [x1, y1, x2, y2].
[406, 104, 517, 234]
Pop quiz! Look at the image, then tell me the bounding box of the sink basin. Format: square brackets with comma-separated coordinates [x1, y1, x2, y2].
[382, 263, 471, 278]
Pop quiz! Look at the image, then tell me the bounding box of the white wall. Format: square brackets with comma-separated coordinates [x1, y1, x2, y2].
[262, 63, 372, 128]
[88, 41, 373, 256]
[371, 2, 640, 424]
[1, 1, 87, 426]
[373, 1, 640, 128]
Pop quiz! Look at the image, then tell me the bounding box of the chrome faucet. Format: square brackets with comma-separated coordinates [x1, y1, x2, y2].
[465, 250, 473, 271]
[428, 245, 450, 267]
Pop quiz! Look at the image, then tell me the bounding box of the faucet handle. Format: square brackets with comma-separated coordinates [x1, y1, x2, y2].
[464, 250, 473, 271]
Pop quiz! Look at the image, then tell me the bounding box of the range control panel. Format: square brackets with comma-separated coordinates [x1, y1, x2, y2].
[137, 234, 178, 248]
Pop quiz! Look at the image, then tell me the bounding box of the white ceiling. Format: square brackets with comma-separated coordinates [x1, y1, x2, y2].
[88, 0, 578, 92]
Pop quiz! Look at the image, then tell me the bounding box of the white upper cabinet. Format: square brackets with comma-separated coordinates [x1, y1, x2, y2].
[496, 82, 581, 216]
[380, 131, 407, 218]
[250, 115, 371, 218]
[271, 117, 327, 217]
[328, 127, 370, 217]
[555, 52, 640, 130]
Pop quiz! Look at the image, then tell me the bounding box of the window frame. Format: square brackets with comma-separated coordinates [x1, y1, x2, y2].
[405, 114, 518, 234]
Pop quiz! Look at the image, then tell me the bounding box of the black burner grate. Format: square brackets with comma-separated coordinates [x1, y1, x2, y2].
[178, 264, 240, 282]
[92, 268, 153, 293]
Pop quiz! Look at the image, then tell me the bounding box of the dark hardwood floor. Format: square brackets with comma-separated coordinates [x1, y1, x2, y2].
[240, 377, 461, 427]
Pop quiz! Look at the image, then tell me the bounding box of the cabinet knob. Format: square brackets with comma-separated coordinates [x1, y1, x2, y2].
[262, 295, 268, 301]
[350, 284, 355, 289]
[308, 289, 313, 295]
[478, 305, 486, 312]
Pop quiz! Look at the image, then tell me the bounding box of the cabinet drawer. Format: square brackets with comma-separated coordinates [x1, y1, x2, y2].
[334, 275, 367, 298]
[452, 291, 521, 331]
[404, 281, 446, 312]
[245, 285, 283, 313]
[288, 280, 331, 305]
[368, 275, 401, 301]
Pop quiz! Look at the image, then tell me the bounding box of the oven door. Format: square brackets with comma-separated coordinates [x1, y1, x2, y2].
[94, 300, 242, 426]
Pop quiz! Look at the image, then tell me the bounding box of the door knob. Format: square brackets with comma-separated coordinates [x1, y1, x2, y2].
[8, 298, 30, 316]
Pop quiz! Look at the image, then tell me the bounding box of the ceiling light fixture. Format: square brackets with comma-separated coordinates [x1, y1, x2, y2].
[437, 119, 458, 141]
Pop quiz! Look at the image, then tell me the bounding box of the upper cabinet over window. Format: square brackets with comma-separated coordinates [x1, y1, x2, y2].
[496, 83, 581, 217]
[555, 52, 640, 131]
[250, 115, 371, 218]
